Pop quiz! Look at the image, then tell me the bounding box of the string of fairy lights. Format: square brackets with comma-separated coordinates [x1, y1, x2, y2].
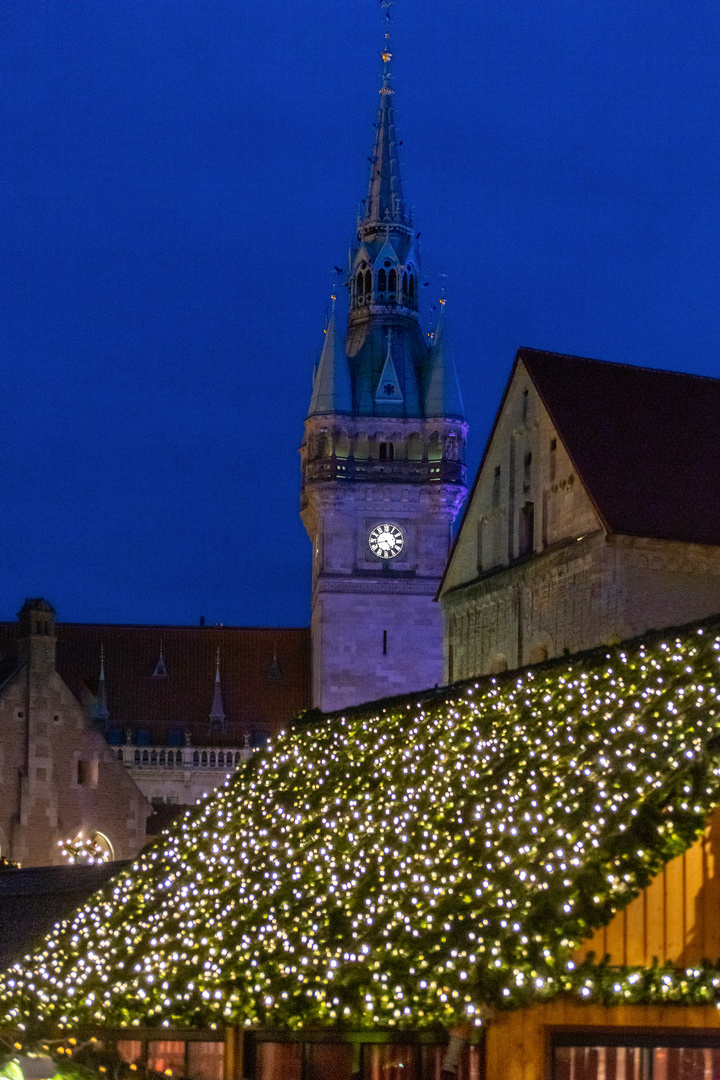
[4, 623, 720, 1036]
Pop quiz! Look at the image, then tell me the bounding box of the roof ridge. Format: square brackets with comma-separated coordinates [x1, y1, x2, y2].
[518, 345, 720, 386]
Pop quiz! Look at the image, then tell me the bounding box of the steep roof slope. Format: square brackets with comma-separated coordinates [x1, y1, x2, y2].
[0, 863, 129, 972]
[520, 348, 720, 545]
[5, 618, 720, 1031]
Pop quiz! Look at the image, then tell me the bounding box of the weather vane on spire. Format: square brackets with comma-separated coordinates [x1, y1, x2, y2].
[380, 1, 394, 93]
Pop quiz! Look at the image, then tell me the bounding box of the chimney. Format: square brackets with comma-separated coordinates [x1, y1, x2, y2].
[16, 598, 57, 675]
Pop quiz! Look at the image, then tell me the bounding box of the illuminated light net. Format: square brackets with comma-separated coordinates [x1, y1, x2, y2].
[5, 619, 720, 1031]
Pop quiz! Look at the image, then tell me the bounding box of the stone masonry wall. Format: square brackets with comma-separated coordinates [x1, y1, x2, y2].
[0, 664, 150, 867]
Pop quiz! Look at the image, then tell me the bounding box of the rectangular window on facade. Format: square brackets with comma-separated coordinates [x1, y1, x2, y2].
[519, 501, 535, 557]
[553, 1037, 720, 1080]
[186, 1042, 224, 1080]
[77, 759, 99, 787]
[477, 518, 485, 573]
[492, 465, 501, 507]
[148, 1042, 185, 1076]
[257, 1042, 302, 1080]
[116, 1042, 142, 1066]
[305, 1044, 356, 1080]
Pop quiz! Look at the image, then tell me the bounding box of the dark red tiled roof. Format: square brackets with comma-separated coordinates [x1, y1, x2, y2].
[0, 623, 311, 744]
[519, 348, 720, 546]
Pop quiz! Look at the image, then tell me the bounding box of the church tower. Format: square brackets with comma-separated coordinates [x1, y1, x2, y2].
[300, 38, 467, 713]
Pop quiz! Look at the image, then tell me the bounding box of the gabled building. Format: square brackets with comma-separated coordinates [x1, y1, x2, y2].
[5, 617, 720, 1079]
[439, 348, 720, 681]
[0, 600, 149, 866]
[0, 617, 311, 808]
[300, 38, 467, 713]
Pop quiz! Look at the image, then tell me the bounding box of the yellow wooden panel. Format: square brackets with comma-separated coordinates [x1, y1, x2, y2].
[624, 889, 646, 966]
[683, 833, 706, 963]
[664, 850, 685, 959]
[604, 905, 626, 964]
[702, 813, 720, 962]
[644, 866, 666, 963]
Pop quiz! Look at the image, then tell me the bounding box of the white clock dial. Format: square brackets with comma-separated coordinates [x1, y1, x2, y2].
[368, 523, 404, 559]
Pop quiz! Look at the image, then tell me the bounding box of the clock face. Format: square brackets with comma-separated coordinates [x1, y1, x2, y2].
[368, 522, 404, 559]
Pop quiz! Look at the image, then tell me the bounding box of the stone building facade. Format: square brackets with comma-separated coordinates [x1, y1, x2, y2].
[0, 600, 150, 866]
[300, 45, 467, 712]
[440, 348, 720, 679]
[0, 619, 311, 809]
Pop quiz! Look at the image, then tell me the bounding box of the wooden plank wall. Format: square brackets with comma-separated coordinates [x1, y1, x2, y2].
[575, 808, 720, 967]
[485, 1001, 720, 1080]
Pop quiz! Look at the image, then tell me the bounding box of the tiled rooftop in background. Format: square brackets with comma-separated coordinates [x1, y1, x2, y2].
[0, 622, 311, 746]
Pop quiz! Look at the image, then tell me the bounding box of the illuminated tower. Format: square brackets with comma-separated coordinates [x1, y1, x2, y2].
[300, 37, 467, 713]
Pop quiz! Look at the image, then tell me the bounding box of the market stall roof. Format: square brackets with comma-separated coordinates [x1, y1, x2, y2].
[4, 617, 720, 1032]
[0, 863, 128, 973]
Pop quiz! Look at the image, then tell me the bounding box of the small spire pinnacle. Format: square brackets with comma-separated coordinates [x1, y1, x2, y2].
[152, 642, 168, 679]
[92, 644, 110, 724]
[424, 296, 466, 420]
[307, 293, 353, 416]
[209, 647, 225, 726]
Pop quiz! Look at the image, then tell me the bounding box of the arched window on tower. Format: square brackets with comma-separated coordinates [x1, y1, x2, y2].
[378, 268, 387, 292]
[388, 268, 397, 295]
[428, 432, 443, 461]
[409, 275, 416, 302]
[356, 270, 365, 302]
[364, 269, 372, 296]
[402, 271, 408, 300]
[407, 432, 423, 461]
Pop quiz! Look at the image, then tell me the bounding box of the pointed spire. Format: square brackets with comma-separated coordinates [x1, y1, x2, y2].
[363, 33, 408, 229]
[424, 298, 466, 419]
[267, 646, 283, 682]
[209, 648, 225, 726]
[92, 644, 110, 724]
[152, 642, 168, 679]
[374, 328, 404, 403]
[307, 295, 353, 416]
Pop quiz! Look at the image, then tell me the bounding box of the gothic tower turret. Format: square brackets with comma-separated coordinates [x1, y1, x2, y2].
[300, 38, 468, 712]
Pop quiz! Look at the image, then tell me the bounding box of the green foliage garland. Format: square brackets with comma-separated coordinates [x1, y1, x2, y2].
[4, 623, 720, 1031]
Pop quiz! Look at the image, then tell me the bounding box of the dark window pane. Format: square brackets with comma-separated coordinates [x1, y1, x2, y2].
[187, 1042, 224, 1080]
[306, 1044, 356, 1080]
[258, 1043, 302, 1080]
[362, 1044, 419, 1080]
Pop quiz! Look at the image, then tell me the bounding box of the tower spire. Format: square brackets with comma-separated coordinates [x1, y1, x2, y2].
[363, 28, 408, 229]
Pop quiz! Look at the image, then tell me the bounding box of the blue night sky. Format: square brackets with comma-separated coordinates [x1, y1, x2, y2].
[1, 0, 719, 627]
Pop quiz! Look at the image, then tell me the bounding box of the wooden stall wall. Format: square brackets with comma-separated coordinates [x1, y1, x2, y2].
[576, 808, 720, 967]
[485, 1002, 720, 1080]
